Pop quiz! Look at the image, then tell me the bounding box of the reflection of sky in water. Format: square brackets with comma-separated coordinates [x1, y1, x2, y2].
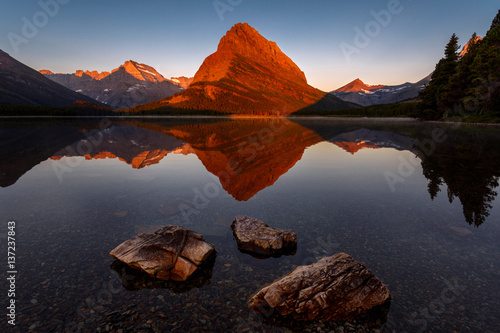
[0, 120, 499, 332]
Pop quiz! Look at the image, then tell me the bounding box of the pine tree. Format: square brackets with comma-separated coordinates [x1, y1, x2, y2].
[490, 9, 500, 30]
[447, 33, 481, 116]
[466, 10, 500, 115]
[419, 34, 460, 119]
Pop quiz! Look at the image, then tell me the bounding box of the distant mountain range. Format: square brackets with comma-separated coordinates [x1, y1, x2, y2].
[331, 35, 484, 108]
[0, 49, 100, 107]
[5, 21, 473, 114]
[331, 76, 431, 107]
[130, 23, 358, 115]
[39, 61, 192, 109]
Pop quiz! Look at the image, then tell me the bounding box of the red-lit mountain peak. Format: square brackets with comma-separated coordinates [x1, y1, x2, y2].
[335, 79, 385, 93]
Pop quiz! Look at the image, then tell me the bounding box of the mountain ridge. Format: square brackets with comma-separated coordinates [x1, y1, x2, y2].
[335, 79, 386, 93]
[40, 60, 189, 108]
[331, 75, 431, 107]
[130, 23, 358, 115]
[0, 49, 101, 107]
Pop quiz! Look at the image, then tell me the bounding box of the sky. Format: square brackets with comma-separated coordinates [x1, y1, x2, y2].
[0, 0, 498, 91]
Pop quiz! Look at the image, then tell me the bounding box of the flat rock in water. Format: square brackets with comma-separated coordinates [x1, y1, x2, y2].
[231, 216, 297, 257]
[110, 225, 216, 281]
[111, 256, 215, 293]
[249, 253, 391, 321]
[438, 225, 474, 239]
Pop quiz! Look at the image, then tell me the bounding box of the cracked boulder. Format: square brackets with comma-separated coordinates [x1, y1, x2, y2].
[110, 225, 216, 281]
[249, 253, 391, 321]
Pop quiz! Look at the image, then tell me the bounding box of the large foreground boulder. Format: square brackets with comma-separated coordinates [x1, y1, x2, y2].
[111, 256, 215, 293]
[231, 216, 297, 257]
[249, 253, 391, 321]
[109, 225, 216, 281]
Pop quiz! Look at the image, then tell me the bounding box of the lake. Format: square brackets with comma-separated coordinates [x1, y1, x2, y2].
[1, 117, 499, 332]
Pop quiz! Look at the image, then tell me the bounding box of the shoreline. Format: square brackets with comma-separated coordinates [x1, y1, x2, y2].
[0, 115, 499, 126]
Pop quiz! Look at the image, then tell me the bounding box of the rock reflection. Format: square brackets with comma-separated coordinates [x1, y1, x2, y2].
[257, 300, 391, 332]
[110, 255, 216, 293]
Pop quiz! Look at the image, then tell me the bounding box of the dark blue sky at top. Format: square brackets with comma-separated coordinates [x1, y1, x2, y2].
[0, 0, 498, 91]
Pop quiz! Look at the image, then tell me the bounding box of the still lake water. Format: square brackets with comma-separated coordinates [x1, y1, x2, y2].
[1, 117, 499, 332]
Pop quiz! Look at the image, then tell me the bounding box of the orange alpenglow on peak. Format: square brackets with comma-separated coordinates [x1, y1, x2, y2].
[74, 70, 110, 80]
[333, 141, 381, 155]
[459, 36, 482, 57]
[110, 60, 168, 83]
[192, 22, 307, 85]
[39, 69, 54, 75]
[130, 22, 358, 115]
[335, 79, 386, 93]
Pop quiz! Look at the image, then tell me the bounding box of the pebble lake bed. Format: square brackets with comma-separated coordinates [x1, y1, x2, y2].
[1, 118, 499, 332]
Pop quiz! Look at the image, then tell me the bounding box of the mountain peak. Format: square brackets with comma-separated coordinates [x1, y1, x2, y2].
[132, 23, 356, 115]
[335, 79, 385, 93]
[39, 69, 54, 75]
[74, 70, 110, 80]
[112, 60, 167, 83]
[192, 22, 307, 85]
[459, 35, 482, 57]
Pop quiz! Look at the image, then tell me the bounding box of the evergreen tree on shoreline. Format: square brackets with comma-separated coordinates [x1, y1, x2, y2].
[419, 34, 460, 119]
[418, 9, 500, 120]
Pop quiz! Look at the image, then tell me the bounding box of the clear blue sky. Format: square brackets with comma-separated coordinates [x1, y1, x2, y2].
[0, 0, 498, 91]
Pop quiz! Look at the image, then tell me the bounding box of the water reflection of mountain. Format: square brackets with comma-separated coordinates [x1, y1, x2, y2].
[0, 123, 88, 187]
[1, 119, 499, 226]
[117, 119, 324, 201]
[51, 123, 186, 169]
[328, 128, 416, 154]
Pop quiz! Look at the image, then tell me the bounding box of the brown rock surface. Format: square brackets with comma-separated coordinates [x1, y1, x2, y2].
[109, 225, 216, 281]
[249, 253, 391, 321]
[231, 216, 297, 256]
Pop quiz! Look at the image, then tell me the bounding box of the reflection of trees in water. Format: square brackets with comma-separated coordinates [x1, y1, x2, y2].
[417, 129, 500, 226]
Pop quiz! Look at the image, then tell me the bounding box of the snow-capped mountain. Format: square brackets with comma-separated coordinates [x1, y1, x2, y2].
[40, 61, 192, 109]
[331, 75, 431, 107]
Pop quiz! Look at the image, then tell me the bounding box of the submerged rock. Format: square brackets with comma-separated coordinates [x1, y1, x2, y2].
[109, 225, 216, 281]
[437, 225, 474, 239]
[248, 253, 391, 321]
[111, 255, 215, 293]
[231, 216, 297, 257]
